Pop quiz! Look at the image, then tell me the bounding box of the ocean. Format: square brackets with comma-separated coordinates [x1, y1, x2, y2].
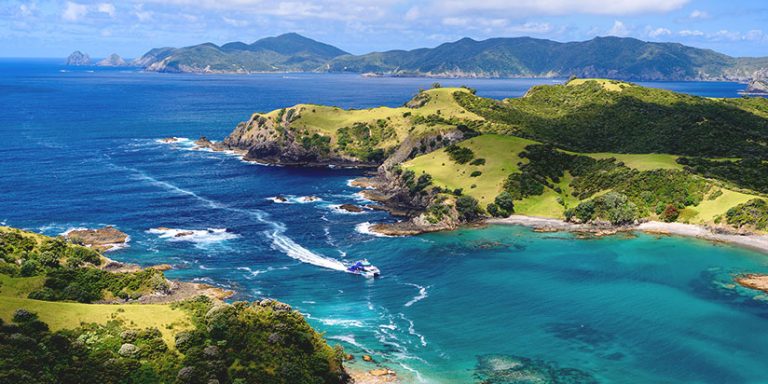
[1, 59, 768, 383]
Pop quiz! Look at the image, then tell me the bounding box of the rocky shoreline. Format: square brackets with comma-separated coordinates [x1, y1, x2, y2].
[64, 226, 130, 252]
[488, 215, 768, 254]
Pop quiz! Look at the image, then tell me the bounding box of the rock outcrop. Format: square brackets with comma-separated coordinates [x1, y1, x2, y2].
[745, 78, 768, 94]
[66, 51, 91, 66]
[97, 53, 128, 67]
[64, 226, 129, 252]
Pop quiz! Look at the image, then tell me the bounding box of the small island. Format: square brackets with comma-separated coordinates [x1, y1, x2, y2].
[66, 50, 91, 66]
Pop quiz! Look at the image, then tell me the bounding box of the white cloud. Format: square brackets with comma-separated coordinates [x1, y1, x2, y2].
[222, 16, 249, 27]
[19, 3, 37, 17]
[404, 6, 420, 21]
[608, 20, 629, 36]
[744, 29, 765, 41]
[62, 1, 88, 21]
[679, 29, 704, 37]
[434, 0, 689, 17]
[689, 9, 709, 19]
[647, 27, 671, 38]
[133, 4, 153, 22]
[508, 22, 554, 34]
[97, 3, 116, 17]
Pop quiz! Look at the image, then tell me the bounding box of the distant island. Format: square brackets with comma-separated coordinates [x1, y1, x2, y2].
[65, 51, 133, 67]
[196, 79, 768, 248]
[133, 33, 768, 81]
[65, 50, 90, 65]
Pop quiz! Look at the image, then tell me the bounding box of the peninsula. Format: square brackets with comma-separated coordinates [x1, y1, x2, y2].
[200, 79, 768, 246]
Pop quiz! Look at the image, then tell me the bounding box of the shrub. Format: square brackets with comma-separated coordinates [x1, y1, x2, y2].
[456, 195, 481, 222]
[726, 199, 768, 230]
[444, 145, 475, 164]
[470, 171, 482, 177]
[469, 158, 486, 166]
[660, 204, 680, 222]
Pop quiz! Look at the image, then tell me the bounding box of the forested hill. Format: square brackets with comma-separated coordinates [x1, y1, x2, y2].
[139, 33, 349, 73]
[138, 34, 768, 80]
[457, 79, 768, 158]
[325, 36, 768, 80]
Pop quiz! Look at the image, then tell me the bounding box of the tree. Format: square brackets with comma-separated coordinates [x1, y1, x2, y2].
[456, 195, 481, 222]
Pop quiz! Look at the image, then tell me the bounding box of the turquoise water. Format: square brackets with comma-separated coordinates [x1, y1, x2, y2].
[1, 59, 768, 383]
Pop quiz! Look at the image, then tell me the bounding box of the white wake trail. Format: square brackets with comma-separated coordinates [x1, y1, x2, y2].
[123, 166, 348, 273]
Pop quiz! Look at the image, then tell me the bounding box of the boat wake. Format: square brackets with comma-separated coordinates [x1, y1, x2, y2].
[123, 165, 349, 273]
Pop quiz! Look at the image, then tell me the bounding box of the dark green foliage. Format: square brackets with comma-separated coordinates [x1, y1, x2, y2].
[456, 81, 768, 158]
[445, 144, 475, 164]
[0, 310, 179, 384]
[300, 133, 331, 156]
[470, 171, 482, 177]
[456, 195, 482, 222]
[504, 145, 708, 216]
[726, 199, 768, 230]
[487, 192, 515, 217]
[0, 230, 101, 277]
[469, 158, 486, 166]
[426, 197, 451, 224]
[503, 172, 545, 200]
[0, 299, 346, 384]
[336, 121, 395, 162]
[678, 157, 768, 193]
[28, 268, 168, 303]
[565, 192, 639, 225]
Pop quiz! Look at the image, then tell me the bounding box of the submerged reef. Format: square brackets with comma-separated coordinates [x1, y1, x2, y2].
[474, 354, 597, 384]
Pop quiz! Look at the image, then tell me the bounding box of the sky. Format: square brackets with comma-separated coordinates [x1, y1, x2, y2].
[1, 0, 767, 58]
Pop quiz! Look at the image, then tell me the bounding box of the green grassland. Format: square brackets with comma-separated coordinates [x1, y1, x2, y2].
[582, 153, 682, 171]
[0, 273, 191, 346]
[288, 87, 482, 146]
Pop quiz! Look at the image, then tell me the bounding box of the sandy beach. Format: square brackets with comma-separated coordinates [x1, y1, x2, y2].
[488, 215, 768, 255]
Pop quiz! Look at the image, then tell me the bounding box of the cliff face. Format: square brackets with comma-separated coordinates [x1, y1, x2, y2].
[222, 107, 377, 167]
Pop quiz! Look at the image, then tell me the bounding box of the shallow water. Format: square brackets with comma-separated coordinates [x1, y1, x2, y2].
[1, 59, 767, 383]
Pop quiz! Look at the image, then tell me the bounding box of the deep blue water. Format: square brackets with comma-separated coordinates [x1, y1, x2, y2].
[2, 59, 768, 383]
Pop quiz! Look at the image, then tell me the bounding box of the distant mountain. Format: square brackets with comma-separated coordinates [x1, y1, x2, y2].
[138, 33, 349, 73]
[137, 34, 768, 81]
[96, 53, 128, 67]
[66, 51, 91, 66]
[325, 36, 768, 81]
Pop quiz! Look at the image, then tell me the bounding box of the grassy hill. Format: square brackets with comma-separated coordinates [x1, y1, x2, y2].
[404, 134, 766, 225]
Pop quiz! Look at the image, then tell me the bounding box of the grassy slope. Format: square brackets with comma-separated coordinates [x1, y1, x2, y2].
[405, 134, 762, 220]
[290, 87, 482, 147]
[0, 273, 191, 346]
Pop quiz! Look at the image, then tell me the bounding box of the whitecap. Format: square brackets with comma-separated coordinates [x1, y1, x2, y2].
[316, 318, 365, 328]
[266, 195, 323, 204]
[327, 204, 367, 215]
[355, 222, 395, 238]
[147, 227, 239, 244]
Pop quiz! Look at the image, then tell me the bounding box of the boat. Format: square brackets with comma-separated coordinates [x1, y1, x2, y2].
[347, 259, 381, 278]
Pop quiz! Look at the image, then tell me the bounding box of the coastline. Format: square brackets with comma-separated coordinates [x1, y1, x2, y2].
[487, 215, 768, 255]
